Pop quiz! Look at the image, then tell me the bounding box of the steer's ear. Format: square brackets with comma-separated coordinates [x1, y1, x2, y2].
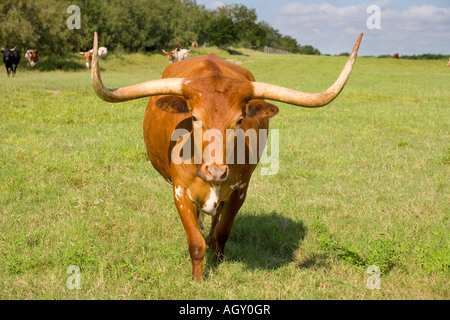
[155, 96, 190, 113]
[246, 100, 279, 119]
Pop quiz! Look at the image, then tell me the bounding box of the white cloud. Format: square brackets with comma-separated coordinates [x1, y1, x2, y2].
[274, 1, 450, 55]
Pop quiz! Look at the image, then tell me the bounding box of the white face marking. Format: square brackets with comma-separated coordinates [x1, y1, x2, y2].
[229, 181, 246, 191]
[202, 186, 220, 215]
[229, 181, 240, 189]
[175, 185, 183, 202]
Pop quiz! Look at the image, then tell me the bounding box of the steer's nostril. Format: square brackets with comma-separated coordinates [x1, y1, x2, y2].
[205, 165, 229, 182]
[220, 167, 229, 181]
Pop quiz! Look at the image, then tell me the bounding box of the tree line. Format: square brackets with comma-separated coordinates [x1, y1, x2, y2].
[0, 0, 320, 55]
[377, 53, 449, 60]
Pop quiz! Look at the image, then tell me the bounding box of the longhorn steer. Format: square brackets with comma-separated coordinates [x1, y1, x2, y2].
[91, 32, 363, 280]
[2, 47, 21, 76]
[163, 46, 191, 64]
[80, 49, 94, 70]
[80, 47, 107, 69]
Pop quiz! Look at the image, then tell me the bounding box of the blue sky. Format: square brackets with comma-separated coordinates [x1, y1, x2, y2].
[198, 0, 450, 56]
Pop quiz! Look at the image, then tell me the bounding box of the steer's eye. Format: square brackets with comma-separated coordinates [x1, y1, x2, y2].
[237, 117, 243, 126]
[192, 116, 198, 122]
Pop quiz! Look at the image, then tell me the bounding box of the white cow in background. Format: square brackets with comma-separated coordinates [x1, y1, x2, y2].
[98, 46, 107, 58]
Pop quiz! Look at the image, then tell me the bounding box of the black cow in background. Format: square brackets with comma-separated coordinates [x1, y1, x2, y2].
[1, 47, 21, 77]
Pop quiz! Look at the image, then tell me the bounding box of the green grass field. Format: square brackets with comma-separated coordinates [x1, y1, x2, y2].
[0, 47, 448, 299]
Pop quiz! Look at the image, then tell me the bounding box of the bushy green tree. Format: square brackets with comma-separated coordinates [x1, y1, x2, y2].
[207, 16, 238, 47]
[0, 0, 73, 53]
[0, 0, 320, 55]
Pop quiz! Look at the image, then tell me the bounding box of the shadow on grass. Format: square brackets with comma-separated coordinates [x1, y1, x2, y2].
[35, 54, 86, 71]
[205, 211, 306, 272]
[226, 48, 248, 56]
[31, 54, 110, 72]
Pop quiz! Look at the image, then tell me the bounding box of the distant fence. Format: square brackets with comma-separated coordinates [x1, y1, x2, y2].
[263, 46, 293, 55]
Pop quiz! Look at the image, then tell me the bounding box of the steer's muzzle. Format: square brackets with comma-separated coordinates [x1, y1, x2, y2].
[198, 164, 229, 183]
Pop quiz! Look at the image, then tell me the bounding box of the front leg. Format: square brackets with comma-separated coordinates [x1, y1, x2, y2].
[212, 186, 247, 262]
[173, 183, 205, 281]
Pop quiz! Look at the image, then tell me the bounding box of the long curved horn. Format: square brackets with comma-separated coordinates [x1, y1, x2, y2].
[91, 32, 184, 103]
[251, 33, 363, 108]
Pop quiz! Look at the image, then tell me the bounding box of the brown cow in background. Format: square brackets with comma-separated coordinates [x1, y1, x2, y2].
[25, 50, 40, 67]
[80, 47, 107, 69]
